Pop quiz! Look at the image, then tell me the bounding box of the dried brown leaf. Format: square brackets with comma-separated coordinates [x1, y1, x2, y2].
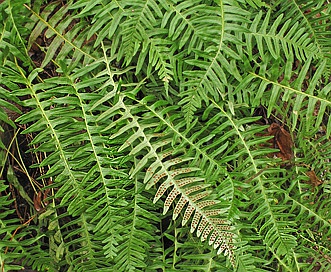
[306, 170, 323, 187]
[267, 123, 294, 161]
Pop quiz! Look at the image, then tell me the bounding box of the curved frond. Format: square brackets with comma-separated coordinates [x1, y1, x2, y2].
[179, 2, 249, 124]
[98, 92, 238, 267]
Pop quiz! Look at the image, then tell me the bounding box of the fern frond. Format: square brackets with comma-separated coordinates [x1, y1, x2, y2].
[0, 0, 32, 66]
[0, 181, 24, 271]
[178, 1, 249, 124]
[0, 179, 55, 271]
[117, 0, 164, 64]
[274, 0, 331, 69]
[251, 184, 298, 260]
[111, 177, 161, 271]
[237, 58, 331, 136]
[137, 33, 174, 81]
[12, 60, 134, 270]
[162, 0, 222, 52]
[26, 2, 96, 71]
[71, 0, 125, 47]
[246, 10, 320, 62]
[2, 0, 330, 270]
[98, 92, 238, 267]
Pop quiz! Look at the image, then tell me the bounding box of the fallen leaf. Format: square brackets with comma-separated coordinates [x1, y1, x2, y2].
[33, 191, 43, 212]
[306, 170, 323, 187]
[267, 123, 294, 161]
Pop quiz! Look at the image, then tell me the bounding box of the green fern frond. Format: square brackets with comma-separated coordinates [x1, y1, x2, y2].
[137, 34, 174, 81]
[237, 58, 331, 136]
[98, 92, 237, 267]
[117, 0, 164, 64]
[12, 62, 131, 270]
[178, 2, 249, 123]
[26, 1, 95, 71]
[0, 179, 54, 271]
[251, 186, 298, 260]
[99, 89, 285, 269]
[72, 0, 125, 47]
[299, 134, 331, 181]
[274, 0, 331, 68]
[161, 0, 222, 52]
[111, 177, 161, 271]
[246, 10, 320, 62]
[0, 181, 24, 271]
[0, 0, 32, 66]
[177, 89, 201, 125]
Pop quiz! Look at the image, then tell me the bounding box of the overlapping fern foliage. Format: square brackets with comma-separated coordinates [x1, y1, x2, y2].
[1, 0, 331, 271]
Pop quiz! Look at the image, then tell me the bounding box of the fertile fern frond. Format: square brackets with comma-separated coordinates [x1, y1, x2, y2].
[98, 91, 237, 266]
